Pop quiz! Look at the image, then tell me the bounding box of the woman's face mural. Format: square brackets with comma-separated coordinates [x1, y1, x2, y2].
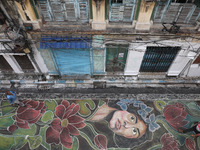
[109, 110, 147, 138]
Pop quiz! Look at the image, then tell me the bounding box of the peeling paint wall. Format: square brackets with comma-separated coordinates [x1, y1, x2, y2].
[137, 0, 155, 23]
[15, 0, 37, 21]
[92, 0, 105, 22]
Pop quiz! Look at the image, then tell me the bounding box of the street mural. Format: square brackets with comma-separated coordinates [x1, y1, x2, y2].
[0, 98, 200, 150]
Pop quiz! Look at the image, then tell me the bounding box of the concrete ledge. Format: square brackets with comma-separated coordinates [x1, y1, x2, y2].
[92, 21, 107, 30]
[135, 22, 151, 31]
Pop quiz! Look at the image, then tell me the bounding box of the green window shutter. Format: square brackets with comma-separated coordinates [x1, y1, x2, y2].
[109, 0, 136, 22]
[106, 44, 128, 72]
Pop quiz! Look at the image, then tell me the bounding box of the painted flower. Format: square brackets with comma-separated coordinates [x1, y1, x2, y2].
[94, 134, 107, 150]
[163, 103, 188, 131]
[8, 100, 46, 133]
[161, 133, 179, 150]
[46, 100, 86, 149]
[185, 138, 196, 150]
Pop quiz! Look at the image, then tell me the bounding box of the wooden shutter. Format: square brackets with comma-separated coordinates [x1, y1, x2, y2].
[51, 1, 65, 21]
[176, 3, 195, 23]
[78, 2, 89, 22]
[153, 0, 170, 22]
[38, 0, 53, 21]
[64, 1, 77, 21]
[162, 3, 181, 23]
[38, 0, 88, 22]
[154, 1, 200, 24]
[188, 6, 200, 24]
[106, 45, 128, 72]
[109, 0, 136, 22]
[109, 4, 121, 22]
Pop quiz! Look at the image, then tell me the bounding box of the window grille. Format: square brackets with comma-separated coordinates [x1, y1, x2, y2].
[140, 46, 180, 72]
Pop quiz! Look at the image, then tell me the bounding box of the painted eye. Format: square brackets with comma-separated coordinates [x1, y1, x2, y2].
[130, 116, 135, 121]
[132, 128, 137, 135]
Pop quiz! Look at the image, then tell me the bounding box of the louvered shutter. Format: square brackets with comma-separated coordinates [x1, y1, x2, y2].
[153, 0, 170, 22]
[109, 0, 136, 22]
[176, 3, 195, 23]
[109, 4, 121, 21]
[162, 3, 181, 23]
[64, 1, 77, 21]
[38, 0, 53, 21]
[51, 1, 65, 21]
[38, 0, 88, 22]
[188, 6, 200, 24]
[78, 2, 89, 22]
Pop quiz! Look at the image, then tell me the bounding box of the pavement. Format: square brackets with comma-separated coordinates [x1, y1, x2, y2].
[0, 87, 200, 149]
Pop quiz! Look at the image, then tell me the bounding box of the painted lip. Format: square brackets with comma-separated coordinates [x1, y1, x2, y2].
[115, 119, 121, 130]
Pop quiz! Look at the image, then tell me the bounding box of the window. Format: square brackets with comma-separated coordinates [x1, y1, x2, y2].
[37, 0, 89, 22]
[14, 55, 34, 71]
[154, 0, 200, 24]
[193, 55, 200, 64]
[0, 55, 13, 71]
[106, 44, 128, 72]
[140, 47, 180, 72]
[109, 0, 136, 23]
[171, 0, 193, 3]
[111, 0, 123, 4]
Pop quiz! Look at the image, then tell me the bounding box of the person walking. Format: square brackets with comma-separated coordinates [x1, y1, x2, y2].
[6, 90, 23, 106]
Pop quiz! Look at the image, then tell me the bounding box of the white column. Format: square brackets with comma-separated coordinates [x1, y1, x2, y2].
[124, 44, 145, 75]
[31, 43, 48, 73]
[3, 54, 23, 73]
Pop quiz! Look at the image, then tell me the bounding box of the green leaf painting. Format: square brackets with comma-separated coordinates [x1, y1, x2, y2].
[41, 110, 54, 123]
[0, 117, 14, 129]
[40, 125, 50, 150]
[12, 136, 28, 149]
[27, 135, 42, 150]
[75, 100, 95, 116]
[197, 136, 200, 149]
[13, 124, 37, 136]
[0, 135, 14, 150]
[45, 99, 57, 111]
[1, 101, 16, 115]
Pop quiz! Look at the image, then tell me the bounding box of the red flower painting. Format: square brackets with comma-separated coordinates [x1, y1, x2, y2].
[161, 133, 179, 150]
[8, 100, 46, 133]
[163, 103, 188, 131]
[94, 134, 107, 150]
[185, 138, 196, 150]
[46, 100, 86, 149]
